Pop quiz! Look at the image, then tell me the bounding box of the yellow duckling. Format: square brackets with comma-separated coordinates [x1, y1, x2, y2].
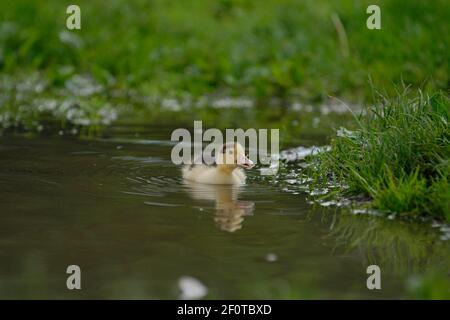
[182, 142, 254, 185]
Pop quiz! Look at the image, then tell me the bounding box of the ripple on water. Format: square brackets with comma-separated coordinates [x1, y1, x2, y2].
[123, 176, 183, 197]
[111, 155, 165, 164]
[144, 201, 183, 207]
[97, 137, 178, 147]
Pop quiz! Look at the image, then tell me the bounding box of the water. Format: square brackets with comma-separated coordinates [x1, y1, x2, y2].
[0, 127, 448, 299]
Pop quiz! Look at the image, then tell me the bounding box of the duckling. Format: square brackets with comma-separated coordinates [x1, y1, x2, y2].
[182, 142, 254, 185]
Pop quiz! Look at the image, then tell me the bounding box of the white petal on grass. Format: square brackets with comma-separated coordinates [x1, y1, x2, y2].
[280, 145, 331, 163]
[178, 276, 208, 300]
[265, 253, 278, 262]
[59, 30, 83, 49]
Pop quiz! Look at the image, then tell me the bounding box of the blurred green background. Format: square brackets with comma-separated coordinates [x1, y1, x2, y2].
[0, 0, 448, 133]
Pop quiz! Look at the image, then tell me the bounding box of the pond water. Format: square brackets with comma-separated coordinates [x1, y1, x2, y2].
[0, 126, 448, 299]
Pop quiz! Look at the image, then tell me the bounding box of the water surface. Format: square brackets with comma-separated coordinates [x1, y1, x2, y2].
[0, 127, 448, 299]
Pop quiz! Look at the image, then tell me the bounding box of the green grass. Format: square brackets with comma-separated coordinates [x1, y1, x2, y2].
[311, 89, 450, 221]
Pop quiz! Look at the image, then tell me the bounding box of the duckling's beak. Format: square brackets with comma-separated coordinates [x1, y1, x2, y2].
[237, 155, 254, 169]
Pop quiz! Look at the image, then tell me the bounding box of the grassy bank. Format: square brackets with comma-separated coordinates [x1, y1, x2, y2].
[311, 90, 450, 221]
[0, 0, 448, 132]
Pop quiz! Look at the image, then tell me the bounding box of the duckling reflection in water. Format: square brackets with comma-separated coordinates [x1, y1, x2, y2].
[183, 181, 255, 232]
[182, 142, 255, 231]
[182, 142, 254, 185]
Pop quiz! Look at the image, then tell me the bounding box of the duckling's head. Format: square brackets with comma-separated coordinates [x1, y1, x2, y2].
[216, 142, 254, 171]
